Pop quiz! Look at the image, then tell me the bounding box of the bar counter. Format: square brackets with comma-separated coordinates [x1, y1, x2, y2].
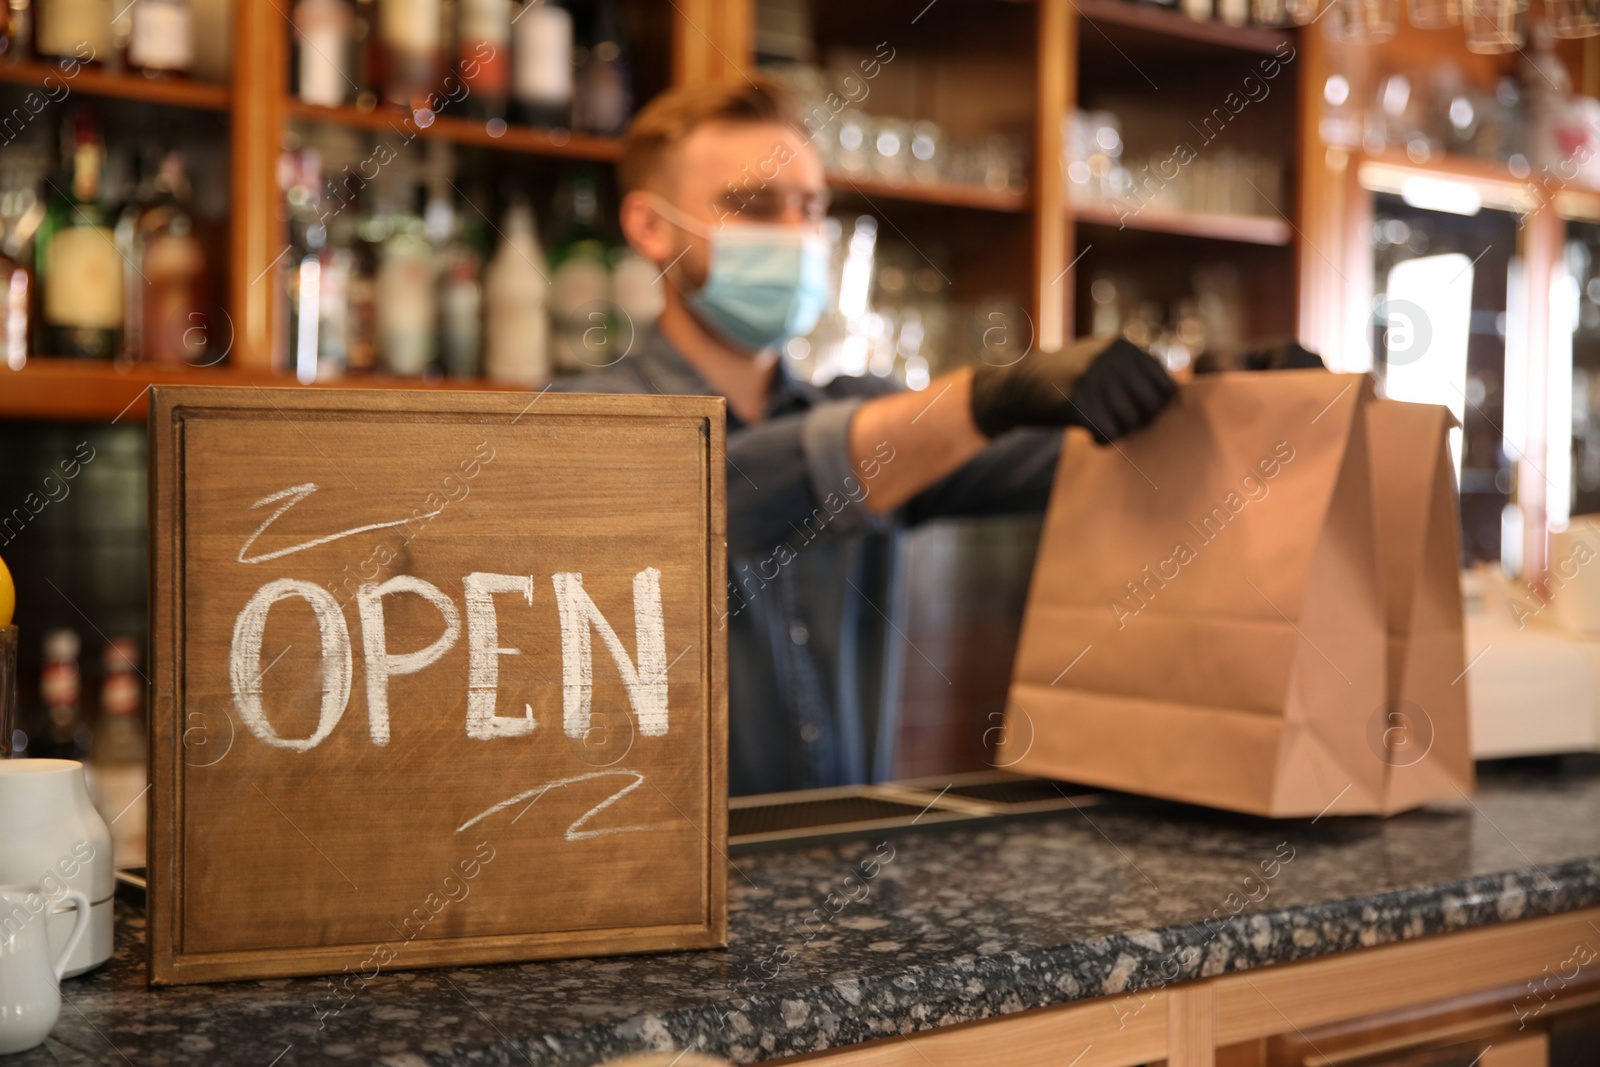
[19, 759, 1600, 1067]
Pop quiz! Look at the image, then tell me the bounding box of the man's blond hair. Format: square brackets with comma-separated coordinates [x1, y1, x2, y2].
[618, 77, 804, 196]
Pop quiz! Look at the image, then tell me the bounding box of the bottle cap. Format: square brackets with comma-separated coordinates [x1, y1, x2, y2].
[45, 629, 81, 662]
[104, 638, 140, 672]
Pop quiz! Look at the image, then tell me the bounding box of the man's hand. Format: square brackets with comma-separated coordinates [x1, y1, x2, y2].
[969, 335, 1176, 444]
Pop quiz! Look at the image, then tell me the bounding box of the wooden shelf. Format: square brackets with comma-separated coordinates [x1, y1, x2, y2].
[1357, 149, 1540, 212]
[1071, 0, 1295, 55]
[288, 101, 622, 162]
[828, 174, 1029, 213]
[1072, 198, 1293, 245]
[1, 358, 527, 423]
[0, 60, 229, 110]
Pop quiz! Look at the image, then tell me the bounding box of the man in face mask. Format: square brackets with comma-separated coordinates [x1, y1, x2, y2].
[554, 78, 1176, 796]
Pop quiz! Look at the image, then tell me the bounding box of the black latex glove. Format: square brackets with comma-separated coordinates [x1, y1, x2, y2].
[969, 334, 1176, 445]
[1194, 340, 1326, 374]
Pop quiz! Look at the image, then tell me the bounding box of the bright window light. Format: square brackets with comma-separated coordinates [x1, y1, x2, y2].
[1400, 177, 1482, 217]
[1383, 252, 1473, 475]
[295, 256, 321, 386]
[1549, 269, 1579, 529]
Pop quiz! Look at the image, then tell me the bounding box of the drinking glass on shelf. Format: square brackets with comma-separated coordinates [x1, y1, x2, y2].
[835, 110, 871, 177]
[1463, 0, 1523, 51]
[1546, 0, 1600, 37]
[909, 121, 943, 185]
[1253, 0, 1294, 26]
[1331, 0, 1399, 42]
[1, 626, 15, 758]
[1217, 0, 1251, 24]
[1407, 0, 1461, 27]
[1255, 157, 1284, 217]
[1189, 156, 1216, 213]
[1288, 0, 1327, 23]
[981, 135, 1028, 193]
[871, 117, 912, 183]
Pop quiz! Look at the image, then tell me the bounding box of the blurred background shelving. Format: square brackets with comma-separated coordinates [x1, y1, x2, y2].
[6, 0, 1600, 783]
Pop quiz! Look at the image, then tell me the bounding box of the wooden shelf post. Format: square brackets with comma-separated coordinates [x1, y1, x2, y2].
[1037, 0, 1072, 352]
[230, 0, 289, 373]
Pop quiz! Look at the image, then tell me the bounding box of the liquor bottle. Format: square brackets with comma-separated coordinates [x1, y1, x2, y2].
[352, 0, 378, 109]
[548, 167, 611, 372]
[483, 197, 548, 385]
[0, 243, 28, 371]
[38, 628, 90, 761]
[37, 109, 121, 359]
[314, 208, 357, 378]
[512, 0, 571, 129]
[574, 0, 629, 135]
[5, 0, 34, 62]
[127, 0, 193, 77]
[134, 151, 207, 364]
[376, 183, 436, 374]
[437, 186, 483, 377]
[189, 0, 231, 82]
[377, 0, 443, 110]
[456, 0, 508, 120]
[88, 637, 146, 867]
[0, 139, 41, 367]
[611, 247, 662, 333]
[294, 0, 354, 107]
[348, 189, 383, 372]
[113, 148, 150, 359]
[34, 0, 110, 61]
[284, 147, 327, 381]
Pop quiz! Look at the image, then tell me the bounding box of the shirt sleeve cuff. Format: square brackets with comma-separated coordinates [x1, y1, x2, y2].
[799, 397, 892, 540]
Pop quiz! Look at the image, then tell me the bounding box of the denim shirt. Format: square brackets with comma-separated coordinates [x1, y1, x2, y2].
[552, 328, 1062, 795]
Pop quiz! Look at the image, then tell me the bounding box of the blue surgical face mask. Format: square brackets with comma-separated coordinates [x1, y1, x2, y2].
[652, 198, 832, 352]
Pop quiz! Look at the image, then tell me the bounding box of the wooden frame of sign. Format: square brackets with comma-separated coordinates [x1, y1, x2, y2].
[147, 386, 728, 985]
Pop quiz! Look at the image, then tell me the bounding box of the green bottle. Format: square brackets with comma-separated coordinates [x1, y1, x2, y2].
[37, 109, 122, 360]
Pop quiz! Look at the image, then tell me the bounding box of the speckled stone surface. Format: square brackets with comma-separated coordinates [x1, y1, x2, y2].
[18, 758, 1600, 1067]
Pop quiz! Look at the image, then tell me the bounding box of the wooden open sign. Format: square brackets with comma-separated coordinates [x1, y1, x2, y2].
[148, 386, 727, 985]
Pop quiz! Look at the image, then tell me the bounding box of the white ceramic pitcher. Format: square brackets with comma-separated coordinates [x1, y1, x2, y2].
[0, 760, 115, 976]
[0, 883, 91, 1055]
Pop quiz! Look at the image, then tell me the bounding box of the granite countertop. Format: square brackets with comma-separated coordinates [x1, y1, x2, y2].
[20, 758, 1600, 1067]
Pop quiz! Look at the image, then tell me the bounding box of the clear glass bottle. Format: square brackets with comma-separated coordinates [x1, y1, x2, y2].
[282, 146, 327, 381]
[548, 166, 611, 372]
[483, 196, 548, 385]
[0, 141, 41, 368]
[574, 0, 630, 135]
[315, 208, 357, 378]
[0, 246, 26, 371]
[512, 0, 571, 129]
[437, 185, 484, 377]
[87, 637, 146, 868]
[376, 183, 437, 375]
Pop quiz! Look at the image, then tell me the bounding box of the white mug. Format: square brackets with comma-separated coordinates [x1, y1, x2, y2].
[0, 883, 92, 1055]
[0, 760, 115, 977]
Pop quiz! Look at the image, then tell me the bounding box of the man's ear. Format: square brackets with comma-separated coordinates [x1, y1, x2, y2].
[620, 190, 678, 265]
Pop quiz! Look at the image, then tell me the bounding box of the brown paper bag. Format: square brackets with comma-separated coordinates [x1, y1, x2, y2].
[995, 372, 1472, 817]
